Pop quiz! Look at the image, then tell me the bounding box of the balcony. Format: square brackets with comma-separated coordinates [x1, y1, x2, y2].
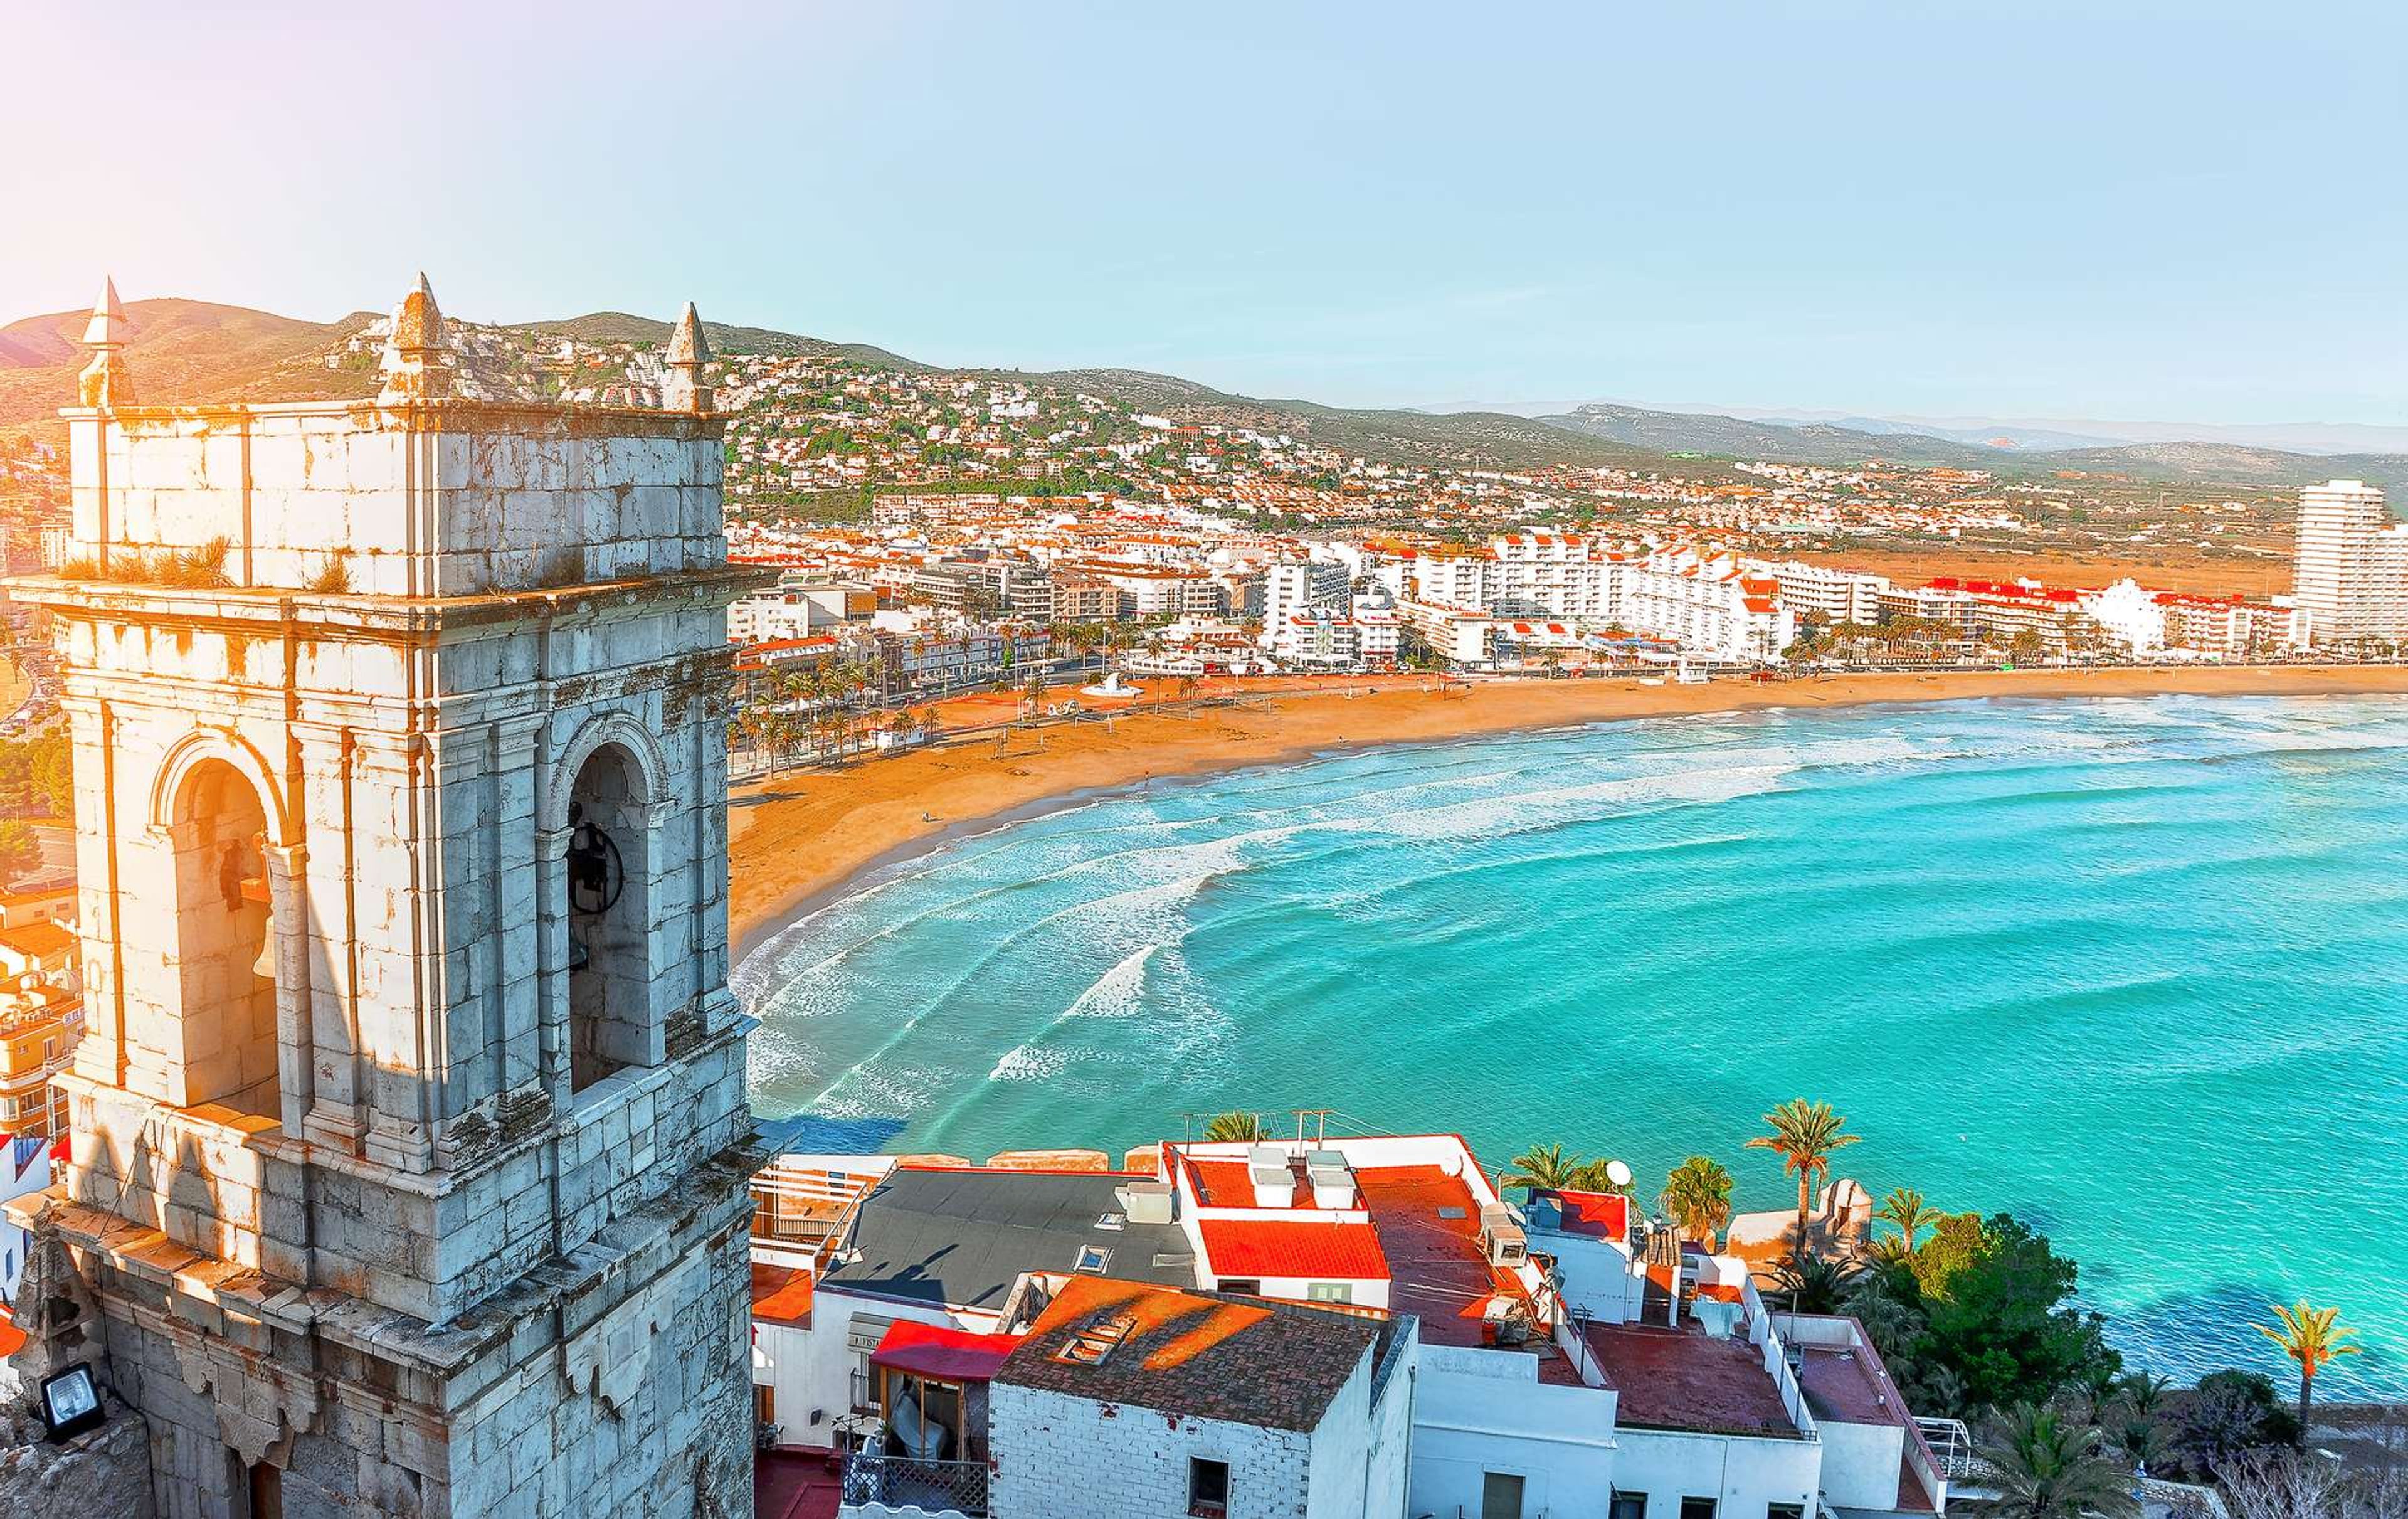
[838, 1450, 990, 1518]
[1916, 1416, 1978, 1480]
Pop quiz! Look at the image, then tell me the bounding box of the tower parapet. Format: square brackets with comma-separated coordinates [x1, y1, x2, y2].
[5, 276, 770, 1519]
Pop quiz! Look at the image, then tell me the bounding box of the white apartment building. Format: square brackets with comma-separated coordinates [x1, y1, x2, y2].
[2081, 578, 2165, 655]
[1069, 559, 1226, 619]
[1264, 558, 1351, 628]
[1489, 532, 1629, 623]
[728, 580, 875, 643]
[1625, 546, 1795, 662]
[1396, 598, 1497, 668]
[2293, 479, 2408, 647]
[1265, 611, 1361, 670]
[0, 1133, 51, 1303]
[1402, 547, 1491, 612]
[2155, 593, 2304, 657]
[1753, 559, 1891, 626]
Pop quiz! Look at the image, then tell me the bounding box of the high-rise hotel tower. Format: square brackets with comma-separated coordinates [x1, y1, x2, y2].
[2293, 478, 2405, 647]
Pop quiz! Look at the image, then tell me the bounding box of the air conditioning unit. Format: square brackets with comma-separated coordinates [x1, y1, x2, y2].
[1479, 1204, 1529, 1267]
[1117, 1180, 1174, 1225]
[1304, 1151, 1353, 1208]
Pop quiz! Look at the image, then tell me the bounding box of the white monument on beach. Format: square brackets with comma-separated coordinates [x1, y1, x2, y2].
[2, 278, 768, 1517]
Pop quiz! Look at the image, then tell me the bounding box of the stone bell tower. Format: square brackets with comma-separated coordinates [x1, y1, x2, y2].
[3, 279, 768, 1517]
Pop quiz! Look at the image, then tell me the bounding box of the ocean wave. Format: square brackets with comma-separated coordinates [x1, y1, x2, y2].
[1349, 761, 1798, 842]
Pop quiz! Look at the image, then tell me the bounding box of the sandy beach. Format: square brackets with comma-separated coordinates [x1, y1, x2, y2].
[727, 664, 2408, 956]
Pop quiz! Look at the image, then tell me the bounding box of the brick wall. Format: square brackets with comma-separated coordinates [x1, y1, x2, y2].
[989, 1383, 1315, 1519]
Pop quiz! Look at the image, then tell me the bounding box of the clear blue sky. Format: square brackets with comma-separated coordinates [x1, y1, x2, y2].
[6, 1, 2403, 423]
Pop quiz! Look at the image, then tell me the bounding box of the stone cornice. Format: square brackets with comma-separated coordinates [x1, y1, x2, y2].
[6, 563, 776, 633]
[58, 396, 732, 436]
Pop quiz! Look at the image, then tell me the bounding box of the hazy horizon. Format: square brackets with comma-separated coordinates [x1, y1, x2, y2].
[6, 1, 2404, 428]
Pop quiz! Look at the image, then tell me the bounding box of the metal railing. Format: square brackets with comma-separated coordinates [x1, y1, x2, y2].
[840, 1451, 990, 1516]
[1916, 1416, 1979, 1480]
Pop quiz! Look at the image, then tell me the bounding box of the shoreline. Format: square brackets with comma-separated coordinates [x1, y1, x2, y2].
[727, 663, 2408, 959]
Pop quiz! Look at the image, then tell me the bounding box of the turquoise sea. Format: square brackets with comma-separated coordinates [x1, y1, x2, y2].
[737, 693, 2408, 1397]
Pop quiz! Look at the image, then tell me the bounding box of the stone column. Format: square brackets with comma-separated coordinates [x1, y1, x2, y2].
[620, 798, 671, 1068]
[494, 716, 545, 1095]
[293, 724, 364, 1152]
[357, 726, 434, 1175]
[535, 822, 571, 1107]
[266, 840, 314, 1138]
[61, 693, 128, 1088]
[346, 727, 436, 1175]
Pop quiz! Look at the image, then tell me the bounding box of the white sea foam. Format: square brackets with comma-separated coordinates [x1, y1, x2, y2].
[1063, 941, 1163, 1020]
[985, 1044, 1072, 1083]
[1353, 761, 1799, 842]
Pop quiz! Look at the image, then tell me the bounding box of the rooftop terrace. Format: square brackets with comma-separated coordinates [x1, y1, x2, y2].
[1355, 1165, 1588, 1386]
[1578, 1320, 1802, 1441]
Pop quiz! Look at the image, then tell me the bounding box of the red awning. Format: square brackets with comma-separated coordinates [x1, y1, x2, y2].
[869, 1320, 1023, 1383]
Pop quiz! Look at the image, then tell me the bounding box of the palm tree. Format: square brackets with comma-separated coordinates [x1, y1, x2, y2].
[1662, 1156, 1736, 1248]
[2117, 1372, 2171, 1419]
[1963, 1404, 2139, 1519]
[2256, 1301, 2359, 1431]
[1877, 1186, 1934, 1252]
[1202, 1111, 1267, 1143]
[1770, 1247, 1867, 1315]
[1745, 1098, 1862, 1251]
[2067, 1360, 2126, 1425]
[1498, 1142, 1585, 1194]
[2106, 1410, 2168, 1481]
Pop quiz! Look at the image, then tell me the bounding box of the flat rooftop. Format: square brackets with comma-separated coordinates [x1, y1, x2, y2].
[1526, 1187, 1630, 1244]
[751, 1263, 814, 1328]
[1579, 1321, 1802, 1440]
[1794, 1340, 1903, 1427]
[821, 1166, 1196, 1313]
[1181, 1151, 1357, 1210]
[1354, 1165, 1584, 1385]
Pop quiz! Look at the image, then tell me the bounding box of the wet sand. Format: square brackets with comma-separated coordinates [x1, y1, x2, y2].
[728, 664, 2408, 958]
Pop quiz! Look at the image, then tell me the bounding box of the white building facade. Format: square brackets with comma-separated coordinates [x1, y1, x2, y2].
[1625, 546, 1794, 662]
[2293, 479, 2407, 647]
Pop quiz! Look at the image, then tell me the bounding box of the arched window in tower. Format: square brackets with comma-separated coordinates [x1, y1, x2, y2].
[164, 759, 282, 1118]
[566, 743, 653, 1093]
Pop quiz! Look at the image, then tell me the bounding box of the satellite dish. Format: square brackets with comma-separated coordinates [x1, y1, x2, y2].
[1605, 1160, 1634, 1189]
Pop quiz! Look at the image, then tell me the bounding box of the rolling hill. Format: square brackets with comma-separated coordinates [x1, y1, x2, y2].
[507, 310, 926, 371]
[4, 295, 2399, 496]
[0, 299, 380, 436]
[1541, 401, 2408, 499]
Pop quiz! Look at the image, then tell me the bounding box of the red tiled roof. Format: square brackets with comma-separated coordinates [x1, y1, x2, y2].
[1184, 1156, 1255, 1207]
[1198, 1218, 1389, 1280]
[0, 921, 74, 960]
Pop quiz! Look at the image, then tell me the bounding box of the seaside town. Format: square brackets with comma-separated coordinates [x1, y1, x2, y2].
[0, 280, 2394, 1519]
